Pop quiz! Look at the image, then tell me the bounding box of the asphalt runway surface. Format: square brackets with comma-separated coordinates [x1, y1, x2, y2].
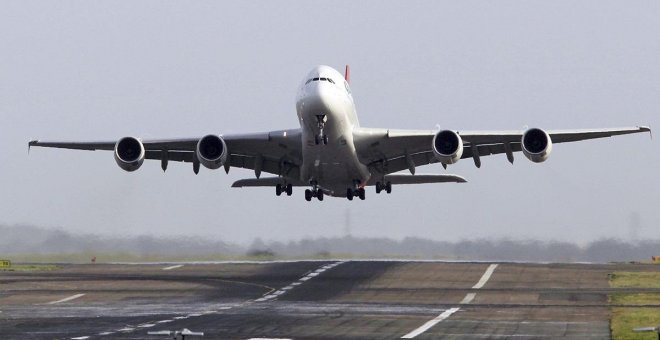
[2, 260, 660, 339]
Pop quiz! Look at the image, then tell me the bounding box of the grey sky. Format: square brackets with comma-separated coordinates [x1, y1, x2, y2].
[1, 1, 658, 245]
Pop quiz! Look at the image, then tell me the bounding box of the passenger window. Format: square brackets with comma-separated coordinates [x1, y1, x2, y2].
[328, 78, 335, 84]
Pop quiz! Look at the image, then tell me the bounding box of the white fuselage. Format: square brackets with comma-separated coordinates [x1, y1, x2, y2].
[295, 66, 370, 196]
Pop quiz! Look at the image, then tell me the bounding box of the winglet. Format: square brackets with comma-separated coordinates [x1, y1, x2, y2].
[28, 140, 37, 154]
[344, 64, 350, 83]
[643, 125, 652, 140]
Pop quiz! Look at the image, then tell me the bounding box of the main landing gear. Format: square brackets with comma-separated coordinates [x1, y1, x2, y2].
[304, 181, 324, 201]
[275, 183, 293, 197]
[314, 115, 328, 145]
[375, 181, 392, 194]
[346, 180, 366, 201]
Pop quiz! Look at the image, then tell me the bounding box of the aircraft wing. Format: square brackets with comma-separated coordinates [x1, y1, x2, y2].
[28, 129, 303, 177]
[354, 126, 651, 175]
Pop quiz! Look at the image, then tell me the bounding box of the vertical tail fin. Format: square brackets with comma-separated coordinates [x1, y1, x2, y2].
[344, 65, 350, 83]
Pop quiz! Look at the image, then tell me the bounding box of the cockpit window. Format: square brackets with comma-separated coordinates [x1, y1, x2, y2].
[306, 77, 336, 85]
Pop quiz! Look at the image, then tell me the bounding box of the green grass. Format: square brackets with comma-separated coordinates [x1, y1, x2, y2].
[610, 271, 660, 339]
[0, 264, 61, 272]
[610, 272, 660, 288]
[611, 308, 660, 340]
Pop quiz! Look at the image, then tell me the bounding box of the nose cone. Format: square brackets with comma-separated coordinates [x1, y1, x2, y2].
[305, 82, 337, 116]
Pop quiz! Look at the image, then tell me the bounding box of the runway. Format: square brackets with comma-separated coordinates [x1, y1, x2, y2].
[2, 260, 659, 339]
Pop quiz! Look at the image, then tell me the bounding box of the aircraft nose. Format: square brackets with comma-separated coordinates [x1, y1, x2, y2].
[306, 83, 336, 114]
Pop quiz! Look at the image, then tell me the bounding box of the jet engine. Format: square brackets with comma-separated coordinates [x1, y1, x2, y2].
[432, 130, 463, 164]
[114, 137, 145, 172]
[196, 134, 228, 170]
[521, 128, 553, 163]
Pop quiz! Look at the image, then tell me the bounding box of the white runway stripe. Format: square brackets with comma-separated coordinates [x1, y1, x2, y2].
[48, 293, 85, 304]
[400, 307, 460, 339]
[460, 293, 476, 304]
[255, 261, 346, 302]
[472, 264, 498, 289]
[162, 264, 183, 270]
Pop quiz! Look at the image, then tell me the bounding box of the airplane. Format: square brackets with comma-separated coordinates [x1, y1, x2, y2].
[29, 65, 651, 201]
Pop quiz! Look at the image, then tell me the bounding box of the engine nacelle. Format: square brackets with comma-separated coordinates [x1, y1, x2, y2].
[432, 130, 464, 164]
[196, 134, 228, 170]
[114, 137, 145, 172]
[521, 128, 553, 163]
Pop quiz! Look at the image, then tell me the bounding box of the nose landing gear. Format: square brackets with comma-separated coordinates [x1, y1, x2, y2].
[314, 115, 328, 145]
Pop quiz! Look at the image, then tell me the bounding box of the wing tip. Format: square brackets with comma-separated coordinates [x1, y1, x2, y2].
[638, 125, 652, 139]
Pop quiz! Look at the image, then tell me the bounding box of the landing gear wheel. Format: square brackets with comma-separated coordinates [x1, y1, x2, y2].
[385, 182, 392, 194]
[322, 135, 328, 145]
[358, 187, 366, 200]
[375, 182, 382, 194]
[305, 189, 312, 201]
[276, 184, 282, 196]
[317, 190, 324, 201]
[315, 136, 320, 145]
[346, 188, 354, 201]
[286, 184, 293, 196]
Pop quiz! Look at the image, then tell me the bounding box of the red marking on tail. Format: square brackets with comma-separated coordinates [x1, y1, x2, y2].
[344, 65, 350, 83]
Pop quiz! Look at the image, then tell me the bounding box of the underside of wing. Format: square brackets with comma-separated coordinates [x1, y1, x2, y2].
[29, 129, 304, 178]
[354, 126, 650, 175]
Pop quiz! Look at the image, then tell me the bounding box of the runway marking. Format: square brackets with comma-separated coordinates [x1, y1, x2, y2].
[472, 264, 498, 289]
[401, 263, 499, 338]
[400, 307, 460, 339]
[255, 261, 346, 302]
[116, 327, 134, 332]
[156, 320, 173, 323]
[98, 332, 115, 335]
[162, 264, 184, 270]
[48, 293, 85, 304]
[460, 292, 476, 304]
[70, 337, 89, 340]
[137, 323, 156, 328]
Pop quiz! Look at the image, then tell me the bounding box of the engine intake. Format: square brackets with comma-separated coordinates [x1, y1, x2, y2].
[114, 137, 145, 172]
[521, 128, 553, 163]
[432, 130, 463, 164]
[196, 134, 228, 170]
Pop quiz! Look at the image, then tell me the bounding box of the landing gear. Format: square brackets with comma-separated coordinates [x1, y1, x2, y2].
[276, 183, 293, 197]
[375, 181, 392, 194]
[346, 182, 366, 201]
[305, 181, 323, 201]
[314, 115, 328, 145]
[315, 135, 329, 145]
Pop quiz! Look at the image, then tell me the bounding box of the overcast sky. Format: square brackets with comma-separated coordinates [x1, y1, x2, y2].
[1, 1, 658, 245]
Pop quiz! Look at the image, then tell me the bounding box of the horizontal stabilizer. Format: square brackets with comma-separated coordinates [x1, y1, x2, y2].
[232, 177, 306, 188]
[379, 173, 467, 185]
